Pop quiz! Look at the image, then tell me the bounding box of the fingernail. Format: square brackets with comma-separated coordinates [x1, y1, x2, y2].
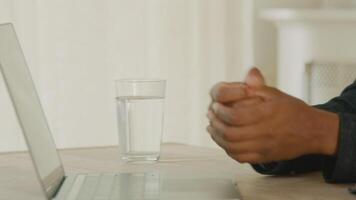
[206, 126, 212, 135]
[210, 83, 220, 100]
[212, 103, 219, 113]
[207, 111, 215, 120]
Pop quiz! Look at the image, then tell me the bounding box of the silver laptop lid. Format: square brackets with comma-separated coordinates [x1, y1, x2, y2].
[0, 23, 64, 199]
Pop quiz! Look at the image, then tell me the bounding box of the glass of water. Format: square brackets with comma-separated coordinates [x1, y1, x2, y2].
[115, 79, 166, 162]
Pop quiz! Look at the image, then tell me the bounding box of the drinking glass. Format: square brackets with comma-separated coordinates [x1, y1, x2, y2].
[115, 79, 166, 162]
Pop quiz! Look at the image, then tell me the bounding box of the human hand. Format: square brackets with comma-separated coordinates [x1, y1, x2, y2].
[207, 68, 339, 164]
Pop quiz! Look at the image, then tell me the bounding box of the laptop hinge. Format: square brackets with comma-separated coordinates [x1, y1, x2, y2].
[52, 176, 66, 199]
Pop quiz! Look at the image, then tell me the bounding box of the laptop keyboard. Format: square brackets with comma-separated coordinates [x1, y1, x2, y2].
[77, 174, 114, 200]
[65, 173, 160, 200]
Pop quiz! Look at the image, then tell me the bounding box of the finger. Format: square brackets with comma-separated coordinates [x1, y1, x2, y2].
[208, 125, 242, 154]
[210, 117, 262, 142]
[210, 82, 247, 103]
[228, 141, 265, 154]
[207, 125, 230, 150]
[206, 110, 216, 121]
[245, 67, 265, 88]
[209, 123, 271, 161]
[248, 86, 280, 101]
[212, 102, 236, 125]
[208, 101, 213, 111]
[212, 102, 265, 126]
[209, 118, 227, 139]
[231, 97, 263, 108]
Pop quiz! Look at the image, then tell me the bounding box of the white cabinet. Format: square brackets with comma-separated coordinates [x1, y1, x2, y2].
[261, 9, 356, 103]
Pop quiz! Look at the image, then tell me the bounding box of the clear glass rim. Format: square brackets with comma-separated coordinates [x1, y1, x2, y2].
[115, 79, 166, 83]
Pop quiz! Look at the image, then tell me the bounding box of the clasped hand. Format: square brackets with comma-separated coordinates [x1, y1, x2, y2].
[207, 68, 339, 164]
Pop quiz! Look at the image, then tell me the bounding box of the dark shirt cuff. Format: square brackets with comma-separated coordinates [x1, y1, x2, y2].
[323, 113, 356, 183]
[252, 154, 325, 176]
[252, 162, 288, 175]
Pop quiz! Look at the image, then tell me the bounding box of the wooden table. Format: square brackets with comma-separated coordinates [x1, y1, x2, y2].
[0, 143, 353, 200]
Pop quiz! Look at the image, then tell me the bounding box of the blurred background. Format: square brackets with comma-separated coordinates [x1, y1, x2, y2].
[1, 0, 356, 152]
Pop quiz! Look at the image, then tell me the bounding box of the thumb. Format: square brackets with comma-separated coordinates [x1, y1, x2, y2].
[244, 67, 265, 88]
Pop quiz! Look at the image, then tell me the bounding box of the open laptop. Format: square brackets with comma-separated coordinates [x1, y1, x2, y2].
[0, 23, 241, 200]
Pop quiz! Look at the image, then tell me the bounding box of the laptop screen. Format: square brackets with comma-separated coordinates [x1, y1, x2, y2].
[0, 23, 64, 199]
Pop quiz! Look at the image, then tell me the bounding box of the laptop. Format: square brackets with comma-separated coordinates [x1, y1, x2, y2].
[0, 23, 241, 200]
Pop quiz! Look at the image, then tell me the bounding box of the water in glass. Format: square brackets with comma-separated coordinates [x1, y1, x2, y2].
[116, 96, 164, 162]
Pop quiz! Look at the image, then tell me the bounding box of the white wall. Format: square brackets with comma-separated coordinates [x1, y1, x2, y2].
[0, 0, 322, 152]
[0, 0, 252, 152]
[251, 0, 321, 86]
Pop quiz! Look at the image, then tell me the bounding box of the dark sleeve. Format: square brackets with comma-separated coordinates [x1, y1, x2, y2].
[252, 81, 356, 183]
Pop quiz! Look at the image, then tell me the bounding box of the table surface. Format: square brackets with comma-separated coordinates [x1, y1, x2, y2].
[0, 143, 354, 200]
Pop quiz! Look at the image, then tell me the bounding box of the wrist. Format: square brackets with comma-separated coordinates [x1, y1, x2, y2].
[310, 108, 340, 156]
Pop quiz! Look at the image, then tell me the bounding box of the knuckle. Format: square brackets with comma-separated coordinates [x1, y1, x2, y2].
[210, 119, 218, 127]
[206, 126, 211, 134]
[212, 82, 227, 101]
[226, 151, 234, 158]
[211, 119, 223, 131]
[226, 152, 239, 161]
[214, 93, 223, 102]
[222, 127, 235, 141]
[209, 131, 216, 141]
[208, 102, 213, 110]
[213, 120, 226, 134]
[222, 108, 240, 125]
[235, 154, 248, 163]
[224, 142, 235, 152]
